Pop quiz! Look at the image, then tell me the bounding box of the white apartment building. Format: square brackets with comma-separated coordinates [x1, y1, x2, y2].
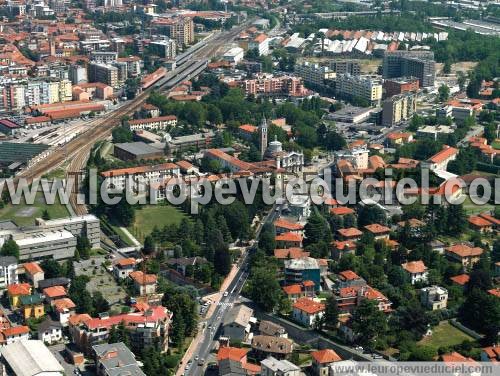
[334, 74, 383, 106]
[37, 214, 101, 249]
[261, 357, 300, 376]
[128, 115, 177, 131]
[101, 163, 181, 191]
[249, 34, 269, 56]
[294, 62, 336, 86]
[0, 256, 18, 289]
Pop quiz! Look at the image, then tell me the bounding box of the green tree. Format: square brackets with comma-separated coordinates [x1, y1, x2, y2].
[92, 291, 110, 316]
[112, 125, 133, 143]
[351, 300, 388, 349]
[76, 236, 91, 260]
[438, 84, 450, 102]
[258, 223, 276, 255]
[143, 235, 155, 255]
[324, 295, 339, 328]
[247, 266, 283, 312]
[1, 238, 19, 259]
[41, 209, 51, 220]
[304, 211, 331, 246]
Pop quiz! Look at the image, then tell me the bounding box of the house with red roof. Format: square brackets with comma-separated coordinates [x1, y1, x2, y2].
[43, 285, 67, 304]
[7, 283, 31, 308]
[0, 325, 29, 346]
[53, 298, 76, 326]
[311, 349, 342, 375]
[238, 124, 257, 141]
[292, 298, 325, 327]
[23, 262, 44, 288]
[331, 240, 357, 260]
[275, 232, 303, 248]
[336, 285, 392, 313]
[330, 206, 355, 217]
[282, 281, 315, 301]
[129, 271, 157, 296]
[422, 145, 458, 171]
[337, 227, 363, 241]
[363, 223, 391, 240]
[217, 346, 260, 375]
[487, 288, 500, 298]
[337, 270, 366, 289]
[113, 258, 136, 279]
[402, 260, 428, 285]
[274, 248, 310, 261]
[274, 218, 304, 234]
[69, 304, 172, 354]
[450, 274, 470, 287]
[468, 215, 494, 233]
[445, 243, 484, 268]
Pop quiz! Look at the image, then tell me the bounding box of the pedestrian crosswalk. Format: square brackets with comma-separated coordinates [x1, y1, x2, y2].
[216, 302, 234, 308]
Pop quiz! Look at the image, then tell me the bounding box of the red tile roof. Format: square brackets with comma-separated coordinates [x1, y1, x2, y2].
[7, 283, 31, 296]
[337, 227, 363, 238]
[364, 223, 390, 234]
[43, 286, 67, 298]
[116, 258, 136, 267]
[450, 274, 470, 286]
[311, 349, 342, 364]
[293, 298, 325, 315]
[274, 248, 309, 259]
[330, 207, 354, 216]
[487, 288, 500, 298]
[402, 260, 427, 274]
[446, 244, 484, 258]
[239, 124, 257, 133]
[468, 215, 493, 228]
[482, 346, 500, 361]
[274, 218, 304, 231]
[275, 232, 303, 243]
[282, 284, 302, 295]
[339, 270, 361, 281]
[428, 145, 458, 164]
[23, 262, 43, 275]
[101, 162, 179, 178]
[332, 240, 357, 251]
[53, 298, 76, 312]
[2, 326, 29, 337]
[479, 213, 500, 226]
[217, 346, 248, 362]
[129, 271, 157, 285]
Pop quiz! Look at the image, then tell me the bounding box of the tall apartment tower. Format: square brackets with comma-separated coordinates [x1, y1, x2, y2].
[382, 51, 436, 88]
[259, 115, 268, 158]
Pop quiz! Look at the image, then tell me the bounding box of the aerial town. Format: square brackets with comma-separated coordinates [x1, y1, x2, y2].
[0, 0, 498, 375]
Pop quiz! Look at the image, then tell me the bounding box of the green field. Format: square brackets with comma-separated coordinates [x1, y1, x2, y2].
[418, 321, 474, 349]
[491, 140, 500, 150]
[462, 195, 495, 215]
[0, 193, 69, 227]
[128, 204, 187, 241]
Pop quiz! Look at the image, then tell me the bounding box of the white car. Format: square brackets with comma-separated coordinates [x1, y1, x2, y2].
[223, 291, 229, 297]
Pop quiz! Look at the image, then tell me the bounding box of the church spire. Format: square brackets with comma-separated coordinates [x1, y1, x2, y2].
[259, 114, 268, 159]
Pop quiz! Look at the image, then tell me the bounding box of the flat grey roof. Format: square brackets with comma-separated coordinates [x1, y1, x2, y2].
[114, 142, 162, 156]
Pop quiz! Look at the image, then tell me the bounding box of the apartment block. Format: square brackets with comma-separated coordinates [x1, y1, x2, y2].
[294, 62, 336, 86]
[88, 62, 118, 88]
[149, 38, 177, 59]
[155, 16, 194, 46]
[334, 74, 383, 106]
[383, 76, 419, 97]
[382, 92, 417, 126]
[329, 59, 361, 76]
[383, 51, 435, 87]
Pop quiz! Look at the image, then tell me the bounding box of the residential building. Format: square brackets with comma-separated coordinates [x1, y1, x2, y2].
[128, 115, 177, 131]
[275, 232, 303, 248]
[337, 227, 363, 241]
[90, 51, 118, 64]
[383, 76, 419, 97]
[19, 294, 45, 320]
[336, 285, 392, 313]
[331, 240, 357, 260]
[88, 62, 118, 88]
[0, 256, 17, 289]
[386, 132, 413, 146]
[43, 286, 67, 304]
[481, 346, 500, 362]
[363, 223, 391, 240]
[101, 163, 180, 191]
[69, 304, 172, 354]
[282, 281, 315, 301]
[37, 319, 63, 345]
[295, 62, 335, 86]
[249, 34, 269, 56]
[149, 38, 177, 60]
[69, 65, 88, 85]
[22, 262, 43, 288]
[284, 257, 321, 290]
[154, 16, 194, 46]
[445, 243, 484, 268]
[7, 283, 31, 308]
[113, 258, 136, 279]
[0, 326, 30, 346]
[382, 92, 417, 126]
[337, 270, 366, 289]
[329, 60, 361, 76]
[238, 74, 309, 97]
[292, 298, 325, 327]
[222, 304, 254, 342]
[333, 74, 383, 106]
[402, 260, 428, 285]
[129, 271, 157, 296]
[0, 340, 64, 376]
[383, 51, 436, 87]
[416, 125, 455, 141]
[422, 145, 459, 171]
[420, 285, 448, 310]
[223, 47, 245, 64]
[258, 321, 287, 338]
[251, 336, 294, 360]
[260, 357, 300, 376]
[92, 342, 145, 376]
[53, 298, 76, 326]
[311, 349, 342, 376]
[217, 347, 260, 375]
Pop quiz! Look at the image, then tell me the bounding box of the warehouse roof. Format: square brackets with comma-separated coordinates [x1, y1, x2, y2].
[0, 142, 49, 164]
[0, 340, 64, 376]
[114, 142, 162, 156]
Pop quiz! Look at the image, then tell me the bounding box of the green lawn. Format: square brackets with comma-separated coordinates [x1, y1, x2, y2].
[0, 193, 69, 226]
[418, 321, 473, 349]
[128, 204, 187, 241]
[462, 195, 495, 215]
[491, 140, 500, 150]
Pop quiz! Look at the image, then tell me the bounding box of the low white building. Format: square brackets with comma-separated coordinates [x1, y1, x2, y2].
[37, 319, 63, 345]
[402, 260, 428, 285]
[261, 356, 300, 376]
[420, 285, 448, 310]
[0, 256, 18, 289]
[223, 47, 245, 64]
[128, 115, 177, 131]
[292, 298, 325, 327]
